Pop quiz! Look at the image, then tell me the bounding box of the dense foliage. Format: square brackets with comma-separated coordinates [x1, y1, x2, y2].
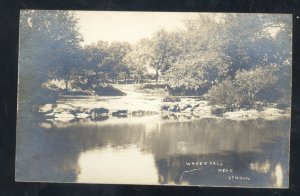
[206, 65, 279, 109]
[19, 11, 292, 110]
[19, 10, 83, 109]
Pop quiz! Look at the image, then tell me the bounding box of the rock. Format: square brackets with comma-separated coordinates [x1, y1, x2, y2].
[77, 107, 86, 113]
[91, 108, 109, 114]
[192, 105, 212, 116]
[198, 101, 209, 106]
[192, 104, 200, 111]
[260, 108, 289, 120]
[179, 103, 193, 111]
[39, 104, 53, 113]
[54, 112, 75, 122]
[132, 110, 144, 116]
[45, 112, 54, 117]
[186, 104, 192, 108]
[168, 104, 180, 112]
[183, 107, 193, 113]
[178, 103, 187, 110]
[76, 113, 90, 119]
[223, 110, 259, 120]
[132, 110, 158, 117]
[161, 105, 170, 111]
[91, 108, 109, 118]
[112, 110, 128, 117]
[144, 111, 158, 115]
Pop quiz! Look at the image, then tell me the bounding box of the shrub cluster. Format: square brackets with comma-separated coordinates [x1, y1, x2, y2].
[205, 65, 282, 110]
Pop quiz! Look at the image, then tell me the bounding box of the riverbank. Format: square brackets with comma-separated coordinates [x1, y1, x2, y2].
[37, 97, 290, 125]
[36, 84, 290, 125]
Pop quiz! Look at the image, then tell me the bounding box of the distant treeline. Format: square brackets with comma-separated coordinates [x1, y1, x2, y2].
[19, 10, 291, 110]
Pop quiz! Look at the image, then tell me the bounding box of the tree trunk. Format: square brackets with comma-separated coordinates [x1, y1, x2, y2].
[65, 79, 69, 92]
[248, 91, 255, 106]
[96, 71, 100, 86]
[155, 69, 159, 83]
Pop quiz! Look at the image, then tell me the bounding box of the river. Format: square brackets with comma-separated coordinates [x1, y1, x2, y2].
[16, 108, 290, 187]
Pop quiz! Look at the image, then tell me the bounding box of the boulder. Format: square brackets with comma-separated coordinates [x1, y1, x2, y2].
[178, 103, 186, 110]
[76, 113, 90, 119]
[161, 105, 170, 111]
[91, 108, 109, 114]
[178, 103, 193, 111]
[183, 107, 193, 113]
[39, 104, 53, 113]
[132, 110, 144, 117]
[54, 112, 75, 122]
[168, 104, 180, 112]
[112, 110, 128, 117]
[185, 104, 193, 109]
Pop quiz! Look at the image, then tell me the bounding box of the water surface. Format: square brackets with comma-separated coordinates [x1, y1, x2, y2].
[16, 112, 290, 188]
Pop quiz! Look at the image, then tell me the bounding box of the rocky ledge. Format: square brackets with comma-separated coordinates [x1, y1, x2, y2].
[38, 99, 290, 123]
[38, 103, 159, 122]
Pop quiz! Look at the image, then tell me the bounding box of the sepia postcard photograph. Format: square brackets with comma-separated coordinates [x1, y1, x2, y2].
[16, 10, 292, 188]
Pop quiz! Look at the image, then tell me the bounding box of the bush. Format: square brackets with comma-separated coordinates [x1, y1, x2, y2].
[205, 79, 241, 109]
[206, 66, 281, 111]
[137, 83, 168, 95]
[211, 106, 227, 116]
[255, 86, 282, 102]
[168, 86, 209, 96]
[253, 101, 265, 111]
[277, 96, 291, 109]
[94, 85, 126, 96]
[234, 65, 278, 106]
[162, 96, 181, 102]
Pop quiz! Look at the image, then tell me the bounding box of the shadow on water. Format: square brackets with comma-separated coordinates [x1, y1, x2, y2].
[16, 114, 290, 187]
[155, 140, 288, 187]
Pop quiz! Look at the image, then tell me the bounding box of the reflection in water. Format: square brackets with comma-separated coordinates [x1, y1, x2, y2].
[250, 160, 270, 173]
[272, 164, 283, 188]
[16, 115, 290, 187]
[77, 145, 159, 184]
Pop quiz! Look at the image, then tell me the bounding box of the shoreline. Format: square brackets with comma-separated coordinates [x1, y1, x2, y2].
[37, 94, 291, 125]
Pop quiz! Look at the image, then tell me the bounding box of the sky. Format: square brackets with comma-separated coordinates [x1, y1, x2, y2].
[75, 11, 201, 46]
[74, 11, 285, 46]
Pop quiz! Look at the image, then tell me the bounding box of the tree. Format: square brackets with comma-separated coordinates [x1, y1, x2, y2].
[148, 30, 181, 82]
[54, 47, 85, 92]
[164, 51, 230, 90]
[19, 10, 83, 107]
[223, 14, 292, 76]
[163, 14, 231, 91]
[105, 41, 131, 83]
[123, 39, 149, 83]
[205, 78, 240, 109]
[206, 65, 279, 109]
[220, 14, 291, 105]
[81, 41, 110, 89]
[234, 65, 278, 105]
